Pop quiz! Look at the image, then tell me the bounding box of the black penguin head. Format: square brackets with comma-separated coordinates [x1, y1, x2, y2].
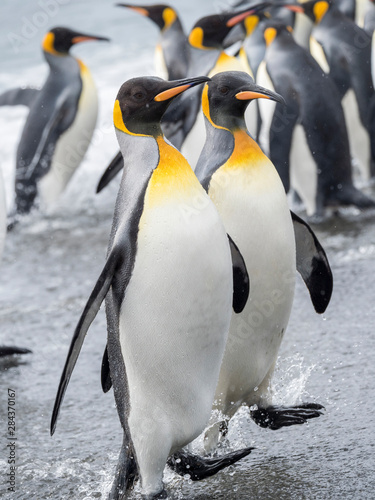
[202, 71, 284, 130]
[42, 27, 109, 56]
[117, 3, 178, 30]
[114, 76, 210, 136]
[189, 3, 271, 50]
[283, 0, 331, 23]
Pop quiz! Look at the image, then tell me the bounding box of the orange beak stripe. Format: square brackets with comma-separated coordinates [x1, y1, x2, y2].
[227, 9, 256, 27]
[285, 5, 304, 12]
[235, 91, 271, 100]
[72, 36, 97, 44]
[154, 84, 191, 102]
[127, 6, 149, 16]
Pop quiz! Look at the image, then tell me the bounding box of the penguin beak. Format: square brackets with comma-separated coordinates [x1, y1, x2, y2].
[281, 3, 305, 13]
[154, 77, 211, 102]
[226, 2, 272, 27]
[116, 4, 150, 16]
[235, 84, 285, 105]
[71, 34, 110, 44]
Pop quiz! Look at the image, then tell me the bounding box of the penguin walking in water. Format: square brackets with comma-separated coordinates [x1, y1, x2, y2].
[0, 27, 108, 224]
[96, 5, 267, 193]
[51, 75, 253, 499]
[260, 21, 375, 218]
[191, 71, 332, 452]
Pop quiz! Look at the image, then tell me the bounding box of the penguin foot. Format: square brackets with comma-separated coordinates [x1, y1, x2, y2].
[250, 403, 325, 430]
[167, 446, 254, 481]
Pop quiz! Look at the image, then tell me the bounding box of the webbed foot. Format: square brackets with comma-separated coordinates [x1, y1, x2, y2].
[250, 403, 325, 430]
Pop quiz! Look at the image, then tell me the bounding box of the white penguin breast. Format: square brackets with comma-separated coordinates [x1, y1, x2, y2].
[38, 67, 98, 207]
[209, 161, 296, 410]
[119, 197, 233, 450]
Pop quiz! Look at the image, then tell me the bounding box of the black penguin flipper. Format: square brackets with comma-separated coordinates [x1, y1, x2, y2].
[167, 447, 254, 481]
[96, 151, 124, 193]
[0, 346, 32, 357]
[101, 344, 112, 393]
[269, 99, 299, 193]
[228, 235, 250, 313]
[291, 211, 333, 314]
[250, 403, 325, 430]
[0, 87, 39, 107]
[50, 249, 121, 436]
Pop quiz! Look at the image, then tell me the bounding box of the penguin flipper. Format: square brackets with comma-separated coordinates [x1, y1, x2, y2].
[50, 250, 121, 435]
[291, 211, 333, 314]
[250, 403, 325, 430]
[101, 344, 112, 393]
[228, 235, 250, 313]
[0, 87, 39, 107]
[167, 447, 254, 481]
[269, 100, 299, 192]
[96, 151, 124, 193]
[0, 346, 32, 357]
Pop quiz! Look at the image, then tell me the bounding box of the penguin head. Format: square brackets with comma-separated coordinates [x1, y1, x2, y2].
[117, 3, 178, 31]
[202, 71, 284, 130]
[42, 27, 109, 56]
[114, 76, 210, 137]
[283, 0, 331, 23]
[189, 3, 271, 50]
[263, 21, 294, 47]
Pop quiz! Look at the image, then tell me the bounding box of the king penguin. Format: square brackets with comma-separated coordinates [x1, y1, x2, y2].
[50, 75, 253, 499]
[117, 3, 189, 80]
[259, 21, 375, 218]
[193, 71, 332, 452]
[293, 0, 375, 179]
[0, 27, 108, 223]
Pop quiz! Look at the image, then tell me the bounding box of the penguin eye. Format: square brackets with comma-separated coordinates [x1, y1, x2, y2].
[219, 86, 229, 95]
[133, 91, 145, 100]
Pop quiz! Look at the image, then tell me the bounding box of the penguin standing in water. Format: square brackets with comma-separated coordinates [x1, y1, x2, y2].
[260, 21, 375, 218]
[117, 3, 189, 80]
[51, 75, 252, 499]
[0, 27, 108, 223]
[191, 71, 332, 452]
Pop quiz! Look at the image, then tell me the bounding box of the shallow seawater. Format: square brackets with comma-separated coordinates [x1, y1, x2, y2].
[1, 1, 375, 499]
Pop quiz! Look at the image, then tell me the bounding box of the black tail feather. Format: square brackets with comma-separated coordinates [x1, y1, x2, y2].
[109, 436, 138, 499]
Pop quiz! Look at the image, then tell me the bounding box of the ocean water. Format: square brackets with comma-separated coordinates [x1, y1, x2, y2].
[1, 1, 375, 499]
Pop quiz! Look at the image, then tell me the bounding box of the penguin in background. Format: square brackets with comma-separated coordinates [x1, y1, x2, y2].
[116, 3, 190, 80]
[0, 27, 109, 225]
[292, 0, 375, 179]
[96, 3, 190, 192]
[96, 5, 265, 192]
[189, 71, 331, 453]
[0, 346, 32, 357]
[261, 21, 375, 218]
[51, 75, 253, 499]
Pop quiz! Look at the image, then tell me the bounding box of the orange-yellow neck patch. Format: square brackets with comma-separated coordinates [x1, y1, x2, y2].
[42, 32, 63, 56]
[201, 85, 228, 131]
[162, 7, 177, 29]
[144, 137, 201, 208]
[189, 27, 209, 50]
[113, 99, 149, 137]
